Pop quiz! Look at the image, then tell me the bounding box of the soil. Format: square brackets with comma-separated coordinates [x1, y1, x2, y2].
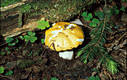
[0, 30, 92, 80]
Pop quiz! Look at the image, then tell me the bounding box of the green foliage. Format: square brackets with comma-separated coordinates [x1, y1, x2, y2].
[41, 39, 45, 44]
[24, 31, 37, 43]
[82, 12, 93, 21]
[6, 37, 19, 46]
[89, 18, 100, 27]
[4, 37, 18, 54]
[19, 35, 24, 40]
[1, 0, 21, 7]
[95, 11, 104, 20]
[6, 37, 14, 45]
[106, 59, 119, 74]
[37, 20, 50, 30]
[20, 4, 31, 13]
[77, 1, 122, 75]
[5, 47, 11, 54]
[120, 6, 126, 12]
[5, 70, 13, 76]
[88, 75, 100, 80]
[82, 12, 99, 27]
[51, 77, 59, 80]
[0, 66, 5, 74]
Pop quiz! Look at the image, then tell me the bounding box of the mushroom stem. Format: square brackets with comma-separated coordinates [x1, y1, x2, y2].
[59, 51, 74, 60]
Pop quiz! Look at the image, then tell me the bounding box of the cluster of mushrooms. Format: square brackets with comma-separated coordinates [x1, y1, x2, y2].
[45, 22, 84, 60]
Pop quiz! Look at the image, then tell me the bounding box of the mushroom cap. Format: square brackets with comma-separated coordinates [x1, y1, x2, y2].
[45, 22, 84, 51]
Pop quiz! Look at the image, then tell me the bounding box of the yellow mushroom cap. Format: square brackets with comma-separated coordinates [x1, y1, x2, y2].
[45, 22, 84, 51]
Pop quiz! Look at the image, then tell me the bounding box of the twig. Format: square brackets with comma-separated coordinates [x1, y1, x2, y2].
[107, 32, 127, 52]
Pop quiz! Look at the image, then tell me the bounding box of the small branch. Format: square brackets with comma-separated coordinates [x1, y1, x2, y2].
[0, 0, 27, 12]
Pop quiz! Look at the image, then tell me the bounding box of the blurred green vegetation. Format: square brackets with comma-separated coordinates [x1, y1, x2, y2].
[18, 0, 86, 22]
[1, 0, 22, 7]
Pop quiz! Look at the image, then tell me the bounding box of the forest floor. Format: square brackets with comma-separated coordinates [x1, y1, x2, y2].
[0, 14, 126, 80]
[0, 0, 127, 79]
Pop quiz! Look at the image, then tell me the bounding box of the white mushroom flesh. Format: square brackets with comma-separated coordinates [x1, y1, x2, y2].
[59, 51, 74, 60]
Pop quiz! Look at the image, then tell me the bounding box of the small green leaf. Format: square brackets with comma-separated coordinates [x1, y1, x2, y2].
[84, 17, 91, 21]
[6, 37, 14, 43]
[41, 39, 45, 44]
[30, 37, 37, 43]
[19, 36, 24, 40]
[88, 13, 93, 19]
[6, 37, 18, 46]
[24, 35, 30, 42]
[92, 18, 99, 24]
[37, 20, 50, 30]
[95, 11, 104, 20]
[0, 66, 5, 74]
[28, 31, 34, 36]
[89, 22, 97, 27]
[82, 12, 87, 17]
[24, 31, 37, 43]
[5, 70, 13, 76]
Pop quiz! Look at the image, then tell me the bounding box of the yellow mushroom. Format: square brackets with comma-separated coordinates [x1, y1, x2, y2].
[45, 22, 84, 60]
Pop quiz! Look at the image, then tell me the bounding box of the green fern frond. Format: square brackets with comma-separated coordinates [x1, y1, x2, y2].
[106, 59, 119, 74]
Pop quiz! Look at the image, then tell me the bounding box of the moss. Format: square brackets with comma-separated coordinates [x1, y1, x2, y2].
[19, 4, 32, 13]
[20, 0, 85, 23]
